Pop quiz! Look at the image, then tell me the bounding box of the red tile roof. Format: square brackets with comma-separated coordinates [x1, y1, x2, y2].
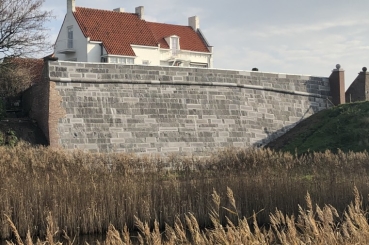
[73, 7, 210, 56]
[147, 22, 210, 53]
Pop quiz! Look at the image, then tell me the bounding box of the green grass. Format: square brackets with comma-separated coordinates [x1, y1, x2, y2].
[268, 101, 369, 155]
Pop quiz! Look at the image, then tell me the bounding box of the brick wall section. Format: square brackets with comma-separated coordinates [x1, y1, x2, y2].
[345, 71, 369, 103]
[366, 73, 369, 101]
[329, 69, 345, 105]
[47, 61, 332, 156]
[48, 81, 67, 147]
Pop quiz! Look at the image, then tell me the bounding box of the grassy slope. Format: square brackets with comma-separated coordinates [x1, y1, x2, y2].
[266, 101, 369, 155]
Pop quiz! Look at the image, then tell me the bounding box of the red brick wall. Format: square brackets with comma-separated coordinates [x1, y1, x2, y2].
[345, 72, 366, 103]
[48, 81, 66, 147]
[329, 70, 345, 105]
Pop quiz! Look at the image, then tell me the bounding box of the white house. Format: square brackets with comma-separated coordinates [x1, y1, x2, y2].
[54, 0, 213, 68]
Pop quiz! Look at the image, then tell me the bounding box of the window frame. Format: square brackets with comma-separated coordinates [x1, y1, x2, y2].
[170, 36, 180, 56]
[67, 26, 73, 49]
[108, 56, 134, 64]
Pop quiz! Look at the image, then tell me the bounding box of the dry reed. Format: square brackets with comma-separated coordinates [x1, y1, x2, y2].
[1, 143, 369, 242]
[5, 187, 369, 244]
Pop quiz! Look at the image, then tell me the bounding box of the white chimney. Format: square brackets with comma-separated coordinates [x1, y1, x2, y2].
[67, 0, 76, 13]
[113, 8, 125, 12]
[189, 16, 199, 30]
[135, 6, 144, 20]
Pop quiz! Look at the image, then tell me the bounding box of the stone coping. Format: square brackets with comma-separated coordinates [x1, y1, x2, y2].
[48, 61, 328, 80]
[49, 76, 327, 99]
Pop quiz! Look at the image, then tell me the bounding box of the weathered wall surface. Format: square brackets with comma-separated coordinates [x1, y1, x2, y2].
[47, 61, 331, 156]
[22, 63, 51, 142]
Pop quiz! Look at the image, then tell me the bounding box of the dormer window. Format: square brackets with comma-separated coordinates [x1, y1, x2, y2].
[171, 36, 179, 56]
[165, 35, 180, 56]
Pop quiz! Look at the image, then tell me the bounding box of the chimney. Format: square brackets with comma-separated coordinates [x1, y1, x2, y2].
[67, 0, 76, 13]
[135, 6, 144, 19]
[329, 64, 345, 105]
[189, 16, 199, 30]
[113, 8, 125, 12]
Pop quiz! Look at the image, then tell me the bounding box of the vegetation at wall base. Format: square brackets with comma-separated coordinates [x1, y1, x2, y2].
[2, 129, 18, 147]
[1, 144, 369, 243]
[4, 187, 369, 245]
[0, 119, 47, 146]
[266, 101, 369, 155]
[0, 129, 18, 146]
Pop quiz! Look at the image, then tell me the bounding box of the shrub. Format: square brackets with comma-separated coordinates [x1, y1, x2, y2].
[6, 129, 18, 146]
[0, 129, 18, 146]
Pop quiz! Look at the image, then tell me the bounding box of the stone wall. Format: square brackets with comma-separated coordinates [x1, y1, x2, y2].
[46, 61, 332, 156]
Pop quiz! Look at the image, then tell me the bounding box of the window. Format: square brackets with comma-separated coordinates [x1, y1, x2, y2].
[67, 26, 73, 49]
[142, 60, 150, 65]
[190, 62, 208, 68]
[171, 36, 179, 56]
[109, 57, 134, 64]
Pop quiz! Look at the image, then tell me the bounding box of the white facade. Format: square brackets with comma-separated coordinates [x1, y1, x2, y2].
[54, 4, 213, 67]
[87, 42, 104, 63]
[54, 12, 88, 62]
[159, 49, 212, 67]
[131, 45, 213, 67]
[131, 45, 160, 66]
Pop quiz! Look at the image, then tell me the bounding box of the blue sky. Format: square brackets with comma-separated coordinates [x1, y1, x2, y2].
[43, 0, 369, 90]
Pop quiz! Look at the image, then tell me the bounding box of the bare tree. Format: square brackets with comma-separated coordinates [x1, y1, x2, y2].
[0, 0, 52, 97]
[0, 0, 53, 60]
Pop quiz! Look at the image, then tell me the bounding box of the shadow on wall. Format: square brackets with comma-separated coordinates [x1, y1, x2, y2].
[255, 104, 325, 148]
[345, 67, 369, 103]
[254, 64, 345, 148]
[255, 64, 346, 148]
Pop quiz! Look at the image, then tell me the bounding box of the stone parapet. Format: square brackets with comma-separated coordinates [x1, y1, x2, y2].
[49, 61, 330, 97]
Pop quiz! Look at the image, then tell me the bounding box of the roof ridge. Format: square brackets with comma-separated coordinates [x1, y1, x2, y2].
[75, 7, 190, 27]
[75, 6, 137, 15]
[146, 21, 191, 28]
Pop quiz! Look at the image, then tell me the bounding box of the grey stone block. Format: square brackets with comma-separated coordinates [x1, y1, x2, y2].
[161, 147, 180, 152]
